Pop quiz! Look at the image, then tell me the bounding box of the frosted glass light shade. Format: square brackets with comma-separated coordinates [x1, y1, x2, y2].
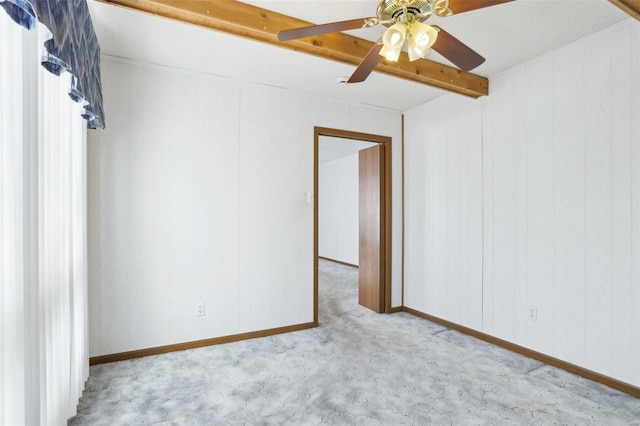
[382, 23, 406, 50]
[379, 22, 407, 62]
[407, 22, 438, 61]
[380, 44, 402, 62]
[407, 37, 425, 61]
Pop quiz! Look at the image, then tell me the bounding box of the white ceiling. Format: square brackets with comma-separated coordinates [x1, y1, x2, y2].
[319, 136, 378, 163]
[87, 0, 630, 112]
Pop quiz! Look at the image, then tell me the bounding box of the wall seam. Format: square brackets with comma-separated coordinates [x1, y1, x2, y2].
[582, 41, 587, 362]
[480, 97, 485, 332]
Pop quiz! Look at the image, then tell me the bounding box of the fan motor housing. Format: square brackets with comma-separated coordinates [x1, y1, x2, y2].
[377, 0, 432, 24]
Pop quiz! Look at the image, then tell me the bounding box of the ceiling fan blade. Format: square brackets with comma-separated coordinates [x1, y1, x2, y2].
[277, 18, 370, 42]
[447, 0, 515, 14]
[431, 26, 485, 71]
[347, 43, 383, 83]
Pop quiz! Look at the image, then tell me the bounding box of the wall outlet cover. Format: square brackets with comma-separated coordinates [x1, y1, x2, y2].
[195, 303, 205, 317]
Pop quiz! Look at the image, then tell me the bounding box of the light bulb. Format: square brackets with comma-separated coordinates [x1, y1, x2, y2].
[407, 22, 438, 61]
[390, 32, 402, 46]
[382, 23, 406, 50]
[407, 38, 425, 61]
[380, 44, 402, 62]
[409, 22, 438, 50]
[415, 32, 431, 48]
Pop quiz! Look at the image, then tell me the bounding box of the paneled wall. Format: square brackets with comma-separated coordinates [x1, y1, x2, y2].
[89, 57, 402, 357]
[319, 154, 359, 265]
[404, 95, 483, 330]
[404, 20, 640, 386]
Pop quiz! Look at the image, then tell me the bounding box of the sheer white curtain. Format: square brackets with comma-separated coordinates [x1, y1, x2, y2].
[0, 11, 89, 425]
[0, 10, 27, 425]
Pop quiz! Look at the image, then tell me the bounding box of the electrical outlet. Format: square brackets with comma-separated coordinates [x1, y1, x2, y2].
[195, 302, 205, 317]
[527, 306, 537, 322]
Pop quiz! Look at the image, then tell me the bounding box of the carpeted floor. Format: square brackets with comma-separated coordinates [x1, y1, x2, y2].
[69, 259, 640, 425]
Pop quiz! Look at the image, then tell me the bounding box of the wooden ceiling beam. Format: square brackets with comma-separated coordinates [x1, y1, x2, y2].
[609, 0, 640, 20]
[97, 0, 489, 98]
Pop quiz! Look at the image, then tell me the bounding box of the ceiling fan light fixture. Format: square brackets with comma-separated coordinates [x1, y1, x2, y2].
[379, 22, 407, 62]
[406, 21, 437, 61]
[407, 37, 426, 61]
[410, 21, 438, 49]
[380, 44, 402, 62]
[382, 22, 406, 50]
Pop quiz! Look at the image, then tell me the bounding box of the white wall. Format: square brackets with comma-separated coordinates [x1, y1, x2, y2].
[404, 94, 483, 329]
[404, 20, 640, 387]
[88, 57, 403, 357]
[319, 154, 359, 265]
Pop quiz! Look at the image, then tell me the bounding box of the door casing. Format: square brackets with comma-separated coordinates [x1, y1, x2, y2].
[313, 127, 393, 324]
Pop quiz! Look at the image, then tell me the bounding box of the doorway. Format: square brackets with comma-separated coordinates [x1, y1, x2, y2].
[313, 127, 393, 324]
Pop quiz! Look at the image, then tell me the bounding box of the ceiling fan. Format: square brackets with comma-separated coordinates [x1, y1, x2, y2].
[277, 0, 514, 84]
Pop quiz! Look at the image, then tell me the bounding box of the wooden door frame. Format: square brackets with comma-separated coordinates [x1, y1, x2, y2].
[313, 127, 393, 324]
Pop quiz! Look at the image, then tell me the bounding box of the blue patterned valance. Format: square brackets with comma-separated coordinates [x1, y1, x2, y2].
[1, 0, 105, 128]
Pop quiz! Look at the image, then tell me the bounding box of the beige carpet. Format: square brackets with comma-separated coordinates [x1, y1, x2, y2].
[69, 259, 640, 425]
